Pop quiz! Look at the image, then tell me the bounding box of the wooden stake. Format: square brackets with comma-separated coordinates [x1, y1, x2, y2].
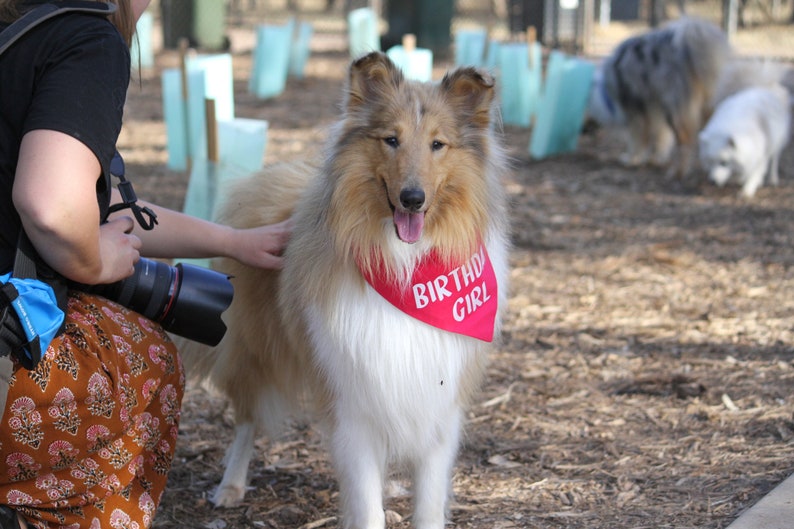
[527, 26, 537, 69]
[178, 37, 189, 101]
[178, 37, 192, 171]
[402, 33, 416, 53]
[526, 26, 537, 43]
[205, 98, 219, 163]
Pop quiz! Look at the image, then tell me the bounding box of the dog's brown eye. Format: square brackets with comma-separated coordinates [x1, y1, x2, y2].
[384, 136, 399, 148]
[431, 140, 445, 151]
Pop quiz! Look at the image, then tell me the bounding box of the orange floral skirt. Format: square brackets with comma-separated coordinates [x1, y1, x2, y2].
[0, 291, 185, 529]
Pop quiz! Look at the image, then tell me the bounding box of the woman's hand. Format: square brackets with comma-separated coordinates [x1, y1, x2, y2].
[226, 218, 293, 270]
[97, 217, 142, 284]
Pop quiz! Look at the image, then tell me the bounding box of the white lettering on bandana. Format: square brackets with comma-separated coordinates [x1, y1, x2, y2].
[359, 244, 498, 342]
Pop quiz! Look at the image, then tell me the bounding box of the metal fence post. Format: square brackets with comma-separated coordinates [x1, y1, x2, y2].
[722, 0, 738, 38]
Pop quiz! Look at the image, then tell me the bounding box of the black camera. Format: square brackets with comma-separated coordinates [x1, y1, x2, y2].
[88, 152, 234, 345]
[90, 258, 233, 346]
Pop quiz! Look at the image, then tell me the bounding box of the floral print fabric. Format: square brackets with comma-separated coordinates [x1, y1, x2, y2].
[0, 291, 184, 528]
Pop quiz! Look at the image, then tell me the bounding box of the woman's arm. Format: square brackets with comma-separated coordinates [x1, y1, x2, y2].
[110, 193, 291, 270]
[13, 130, 142, 285]
[14, 129, 290, 286]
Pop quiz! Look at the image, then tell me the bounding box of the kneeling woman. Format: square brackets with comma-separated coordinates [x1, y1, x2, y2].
[0, 1, 291, 527]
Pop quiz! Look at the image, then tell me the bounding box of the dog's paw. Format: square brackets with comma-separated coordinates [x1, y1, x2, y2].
[739, 186, 759, 199]
[650, 150, 674, 168]
[618, 151, 645, 167]
[211, 485, 247, 507]
[618, 152, 636, 167]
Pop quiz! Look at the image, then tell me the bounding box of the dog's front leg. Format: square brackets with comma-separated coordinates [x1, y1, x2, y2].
[411, 408, 462, 529]
[741, 165, 766, 198]
[331, 421, 387, 529]
[212, 421, 257, 507]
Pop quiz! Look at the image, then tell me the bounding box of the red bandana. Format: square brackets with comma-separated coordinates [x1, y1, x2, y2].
[359, 244, 498, 342]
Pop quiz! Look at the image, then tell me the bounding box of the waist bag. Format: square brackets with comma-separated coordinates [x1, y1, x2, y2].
[0, 234, 67, 370]
[0, 1, 116, 370]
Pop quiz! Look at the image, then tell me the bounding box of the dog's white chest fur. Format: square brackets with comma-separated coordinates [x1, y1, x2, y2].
[305, 263, 486, 456]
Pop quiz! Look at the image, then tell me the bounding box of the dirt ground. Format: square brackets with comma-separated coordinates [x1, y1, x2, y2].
[117, 9, 794, 529]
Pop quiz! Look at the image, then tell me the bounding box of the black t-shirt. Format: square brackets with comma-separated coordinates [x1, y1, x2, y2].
[0, 6, 131, 273]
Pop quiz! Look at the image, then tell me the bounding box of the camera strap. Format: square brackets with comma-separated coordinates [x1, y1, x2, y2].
[107, 151, 159, 231]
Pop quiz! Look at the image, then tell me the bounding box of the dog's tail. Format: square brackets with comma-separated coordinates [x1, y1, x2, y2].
[172, 333, 220, 384]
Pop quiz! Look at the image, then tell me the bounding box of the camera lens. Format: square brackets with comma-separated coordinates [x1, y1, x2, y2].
[112, 258, 177, 321]
[88, 258, 233, 346]
[161, 262, 234, 346]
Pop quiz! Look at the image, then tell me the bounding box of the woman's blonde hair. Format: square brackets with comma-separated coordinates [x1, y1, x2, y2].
[0, 0, 136, 47]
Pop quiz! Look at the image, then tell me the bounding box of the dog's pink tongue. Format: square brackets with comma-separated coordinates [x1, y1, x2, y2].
[394, 209, 425, 243]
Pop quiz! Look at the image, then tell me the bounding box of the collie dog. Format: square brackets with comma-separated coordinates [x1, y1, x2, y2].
[179, 52, 511, 528]
[588, 17, 732, 176]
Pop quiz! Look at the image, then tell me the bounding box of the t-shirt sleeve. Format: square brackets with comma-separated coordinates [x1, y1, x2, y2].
[22, 17, 130, 200]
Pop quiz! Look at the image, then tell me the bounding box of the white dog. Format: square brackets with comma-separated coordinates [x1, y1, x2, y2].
[698, 83, 791, 197]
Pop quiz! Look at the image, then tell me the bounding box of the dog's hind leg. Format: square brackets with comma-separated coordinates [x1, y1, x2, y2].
[667, 142, 696, 181]
[211, 385, 291, 507]
[212, 421, 257, 507]
[411, 409, 463, 529]
[650, 123, 675, 167]
[667, 92, 706, 179]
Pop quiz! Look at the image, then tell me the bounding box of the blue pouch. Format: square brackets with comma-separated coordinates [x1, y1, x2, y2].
[0, 273, 65, 370]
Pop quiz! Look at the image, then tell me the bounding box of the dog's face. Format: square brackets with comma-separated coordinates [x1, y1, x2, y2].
[327, 52, 498, 267]
[698, 131, 737, 186]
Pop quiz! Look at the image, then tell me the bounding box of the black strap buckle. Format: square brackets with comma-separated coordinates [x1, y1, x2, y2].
[107, 152, 158, 231]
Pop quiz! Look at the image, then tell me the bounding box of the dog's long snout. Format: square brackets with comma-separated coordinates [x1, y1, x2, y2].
[399, 187, 425, 212]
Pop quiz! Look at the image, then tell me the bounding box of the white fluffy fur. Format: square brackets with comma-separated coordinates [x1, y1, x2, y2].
[698, 83, 791, 197]
[307, 241, 508, 528]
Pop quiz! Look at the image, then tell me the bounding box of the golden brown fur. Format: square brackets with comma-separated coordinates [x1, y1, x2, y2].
[324, 56, 501, 277]
[184, 161, 318, 430]
[178, 52, 510, 528]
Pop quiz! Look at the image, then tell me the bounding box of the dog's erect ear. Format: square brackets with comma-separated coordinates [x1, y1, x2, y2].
[346, 52, 404, 111]
[440, 67, 495, 128]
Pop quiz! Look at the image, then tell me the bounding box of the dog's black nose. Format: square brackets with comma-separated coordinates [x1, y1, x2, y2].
[400, 188, 425, 212]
